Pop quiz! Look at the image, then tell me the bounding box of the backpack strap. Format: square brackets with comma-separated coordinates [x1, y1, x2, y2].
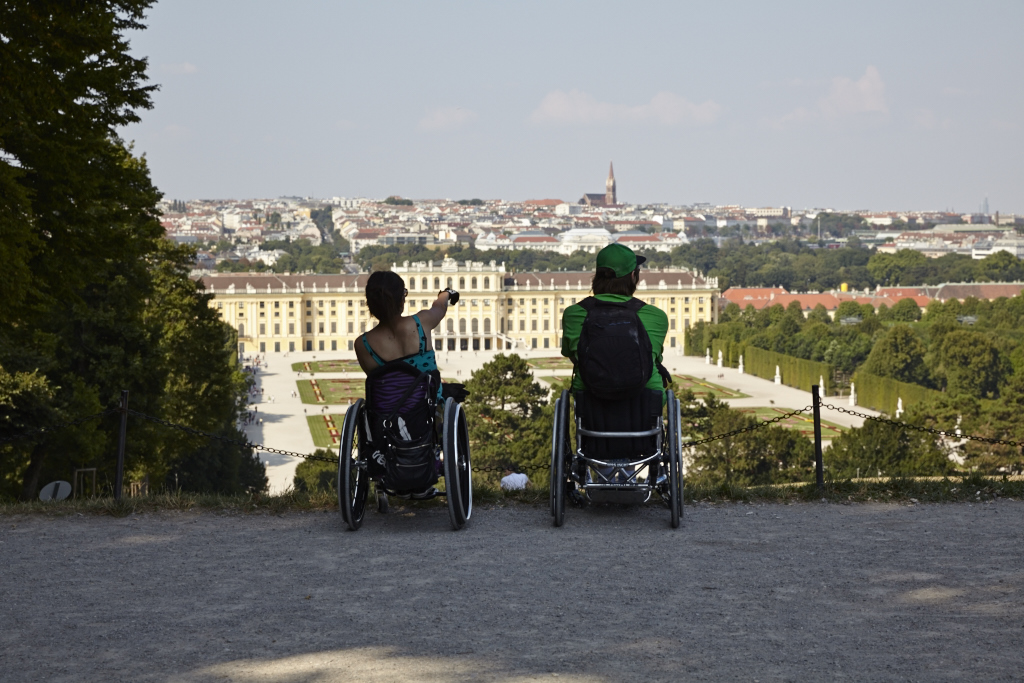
[579, 296, 646, 312]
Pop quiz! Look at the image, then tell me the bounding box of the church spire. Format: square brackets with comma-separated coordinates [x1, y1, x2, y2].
[605, 161, 616, 205]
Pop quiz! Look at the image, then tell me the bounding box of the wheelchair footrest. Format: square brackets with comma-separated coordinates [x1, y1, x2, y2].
[585, 486, 652, 505]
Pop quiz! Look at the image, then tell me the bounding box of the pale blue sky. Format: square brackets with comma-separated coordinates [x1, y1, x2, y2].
[124, 1, 1024, 212]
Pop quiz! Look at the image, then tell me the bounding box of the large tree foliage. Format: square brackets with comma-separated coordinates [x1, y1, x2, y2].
[862, 325, 931, 386]
[685, 395, 814, 486]
[462, 354, 549, 482]
[825, 419, 952, 479]
[0, 2, 263, 499]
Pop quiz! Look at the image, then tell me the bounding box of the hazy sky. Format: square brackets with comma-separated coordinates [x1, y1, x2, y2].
[124, 1, 1024, 212]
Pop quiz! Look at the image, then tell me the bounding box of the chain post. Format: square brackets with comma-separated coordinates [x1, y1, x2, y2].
[811, 385, 824, 493]
[114, 390, 129, 502]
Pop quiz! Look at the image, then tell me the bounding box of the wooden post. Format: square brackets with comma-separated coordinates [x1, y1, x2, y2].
[812, 384, 824, 493]
[114, 390, 128, 501]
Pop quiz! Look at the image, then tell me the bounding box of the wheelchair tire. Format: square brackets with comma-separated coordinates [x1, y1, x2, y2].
[552, 389, 571, 527]
[549, 396, 561, 517]
[667, 391, 683, 529]
[338, 399, 369, 531]
[442, 397, 472, 530]
[375, 485, 389, 514]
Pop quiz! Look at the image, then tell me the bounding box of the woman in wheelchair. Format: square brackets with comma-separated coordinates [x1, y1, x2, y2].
[338, 271, 472, 530]
[355, 270, 451, 401]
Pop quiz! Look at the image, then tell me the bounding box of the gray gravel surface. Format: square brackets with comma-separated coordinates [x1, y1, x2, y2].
[1, 501, 1022, 682]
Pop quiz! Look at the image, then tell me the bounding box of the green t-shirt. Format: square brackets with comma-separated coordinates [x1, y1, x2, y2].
[560, 293, 669, 395]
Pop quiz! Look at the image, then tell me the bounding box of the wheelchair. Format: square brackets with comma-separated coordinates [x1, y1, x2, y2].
[337, 360, 472, 531]
[549, 388, 684, 528]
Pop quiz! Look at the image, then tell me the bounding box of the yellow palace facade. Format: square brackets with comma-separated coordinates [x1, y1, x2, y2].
[200, 258, 720, 355]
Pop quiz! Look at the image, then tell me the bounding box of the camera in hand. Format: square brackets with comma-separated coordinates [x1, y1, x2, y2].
[444, 288, 460, 305]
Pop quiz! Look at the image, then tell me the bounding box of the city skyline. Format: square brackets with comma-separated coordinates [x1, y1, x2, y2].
[123, 1, 1024, 213]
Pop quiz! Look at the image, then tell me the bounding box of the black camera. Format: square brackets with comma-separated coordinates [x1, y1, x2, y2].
[443, 288, 460, 305]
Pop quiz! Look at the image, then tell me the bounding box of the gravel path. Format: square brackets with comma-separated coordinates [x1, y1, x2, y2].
[2, 501, 1021, 682]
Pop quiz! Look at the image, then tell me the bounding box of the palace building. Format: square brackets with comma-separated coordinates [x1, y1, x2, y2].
[200, 258, 719, 356]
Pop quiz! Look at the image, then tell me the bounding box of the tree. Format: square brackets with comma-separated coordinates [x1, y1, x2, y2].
[862, 325, 930, 386]
[293, 452, 336, 492]
[889, 298, 922, 322]
[0, 2, 263, 499]
[826, 419, 952, 478]
[462, 354, 548, 477]
[687, 396, 813, 486]
[939, 330, 1005, 398]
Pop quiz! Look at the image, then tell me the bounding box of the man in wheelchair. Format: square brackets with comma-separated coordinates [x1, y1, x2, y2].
[553, 243, 684, 527]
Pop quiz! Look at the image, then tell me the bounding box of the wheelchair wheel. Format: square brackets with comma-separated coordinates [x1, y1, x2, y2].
[552, 389, 571, 527]
[338, 399, 369, 531]
[667, 391, 683, 529]
[549, 396, 561, 517]
[375, 484, 389, 514]
[442, 397, 472, 530]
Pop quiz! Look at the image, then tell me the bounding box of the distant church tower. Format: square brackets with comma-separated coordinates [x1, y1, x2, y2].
[605, 162, 617, 206]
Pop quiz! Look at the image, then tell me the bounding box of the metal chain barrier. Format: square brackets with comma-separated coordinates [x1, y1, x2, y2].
[126, 409, 341, 463]
[473, 463, 552, 474]
[684, 406, 814, 448]
[0, 409, 118, 446]
[821, 403, 1023, 449]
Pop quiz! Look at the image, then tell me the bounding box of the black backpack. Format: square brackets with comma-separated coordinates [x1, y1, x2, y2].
[576, 297, 653, 401]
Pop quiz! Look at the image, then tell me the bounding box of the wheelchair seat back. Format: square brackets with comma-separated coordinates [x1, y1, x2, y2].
[574, 389, 662, 461]
[362, 361, 439, 491]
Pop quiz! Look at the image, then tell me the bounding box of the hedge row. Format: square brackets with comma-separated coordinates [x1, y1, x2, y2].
[851, 370, 944, 416]
[745, 346, 835, 395]
[700, 339, 835, 395]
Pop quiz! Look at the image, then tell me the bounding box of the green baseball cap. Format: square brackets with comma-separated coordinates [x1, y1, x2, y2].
[596, 243, 646, 278]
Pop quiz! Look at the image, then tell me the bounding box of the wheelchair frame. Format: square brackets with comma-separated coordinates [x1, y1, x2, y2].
[338, 396, 472, 531]
[550, 389, 684, 528]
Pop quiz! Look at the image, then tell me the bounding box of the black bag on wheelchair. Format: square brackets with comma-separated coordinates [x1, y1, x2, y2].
[576, 296, 653, 401]
[574, 389, 663, 461]
[362, 361, 439, 492]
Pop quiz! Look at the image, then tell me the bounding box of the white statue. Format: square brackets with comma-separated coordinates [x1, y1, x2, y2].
[955, 415, 962, 437]
[774, 365, 781, 385]
[849, 382, 856, 407]
[738, 355, 744, 375]
[705, 348, 711, 364]
[717, 350, 723, 368]
[819, 375, 825, 395]
[896, 397, 904, 419]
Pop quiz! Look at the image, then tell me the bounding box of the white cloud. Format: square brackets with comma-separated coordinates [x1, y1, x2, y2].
[163, 62, 198, 75]
[817, 65, 888, 119]
[529, 90, 721, 126]
[772, 66, 888, 127]
[417, 106, 477, 131]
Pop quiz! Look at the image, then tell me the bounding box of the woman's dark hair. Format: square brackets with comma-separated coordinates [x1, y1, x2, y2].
[365, 271, 405, 323]
[592, 267, 638, 296]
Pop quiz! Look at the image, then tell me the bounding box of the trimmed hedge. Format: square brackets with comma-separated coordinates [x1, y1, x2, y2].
[745, 346, 835, 395]
[851, 370, 944, 416]
[703, 339, 836, 395]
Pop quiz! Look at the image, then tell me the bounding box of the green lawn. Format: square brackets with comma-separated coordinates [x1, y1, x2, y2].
[291, 359, 362, 373]
[298, 378, 365, 404]
[306, 413, 348, 448]
[527, 357, 573, 370]
[735, 406, 846, 440]
[673, 375, 750, 399]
